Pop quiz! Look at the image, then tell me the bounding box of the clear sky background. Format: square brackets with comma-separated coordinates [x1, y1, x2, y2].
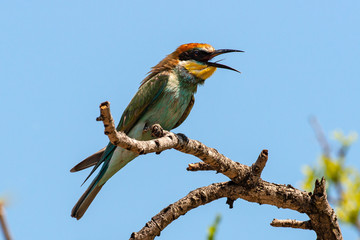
[1, 1, 359, 239]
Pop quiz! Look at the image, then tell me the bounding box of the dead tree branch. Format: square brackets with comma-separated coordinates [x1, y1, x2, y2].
[97, 101, 343, 240]
[271, 219, 313, 230]
[0, 202, 12, 240]
[187, 162, 214, 171]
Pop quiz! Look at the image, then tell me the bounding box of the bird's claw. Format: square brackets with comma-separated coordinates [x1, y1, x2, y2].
[176, 133, 189, 143]
[151, 124, 164, 138]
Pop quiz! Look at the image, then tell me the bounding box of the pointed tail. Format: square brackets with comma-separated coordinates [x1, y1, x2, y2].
[71, 161, 110, 220]
[71, 144, 116, 219]
[71, 178, 104, 220]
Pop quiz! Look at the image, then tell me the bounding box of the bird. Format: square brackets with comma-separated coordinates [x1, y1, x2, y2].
[70, 43, 243, 219]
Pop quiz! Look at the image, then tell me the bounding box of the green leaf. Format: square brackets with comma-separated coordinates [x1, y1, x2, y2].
[207, 214, 221, 240]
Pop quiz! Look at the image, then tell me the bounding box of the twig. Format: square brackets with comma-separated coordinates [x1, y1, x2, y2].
[248, 149, 268, 185]
[355, 219, 360, 236]
[187, 162, 215, 171]
[271, 219, 313, 230]
[309, 116, 331, 157]
[0, 202, 12, 240]
[308, 177, 342, 239]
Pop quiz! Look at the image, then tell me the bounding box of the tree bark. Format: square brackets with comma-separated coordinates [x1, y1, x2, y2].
[97, 101, 343, 240]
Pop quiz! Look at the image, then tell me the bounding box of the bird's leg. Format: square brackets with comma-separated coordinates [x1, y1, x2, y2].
[142, 122, 151, 133]
[142, 123, 164, 154]
[149, 124, 164, 155]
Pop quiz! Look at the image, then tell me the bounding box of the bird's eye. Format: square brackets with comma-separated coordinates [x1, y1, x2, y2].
[179, 49, 209, 62]
[190, 49, 208, 61]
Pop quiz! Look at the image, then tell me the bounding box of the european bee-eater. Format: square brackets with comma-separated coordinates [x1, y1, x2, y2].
[71, 43, 242, 219]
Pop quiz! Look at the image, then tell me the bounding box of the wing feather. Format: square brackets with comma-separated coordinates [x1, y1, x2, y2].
[72, 73, 169, 182]
[117, 74, 168, 133]
[172, 95, 195, 129]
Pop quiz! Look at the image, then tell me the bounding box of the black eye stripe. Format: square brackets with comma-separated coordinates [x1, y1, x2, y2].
[179, 49, 210, 61]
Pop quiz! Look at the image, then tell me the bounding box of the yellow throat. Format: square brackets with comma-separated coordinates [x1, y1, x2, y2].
[183, 61, 217, 80]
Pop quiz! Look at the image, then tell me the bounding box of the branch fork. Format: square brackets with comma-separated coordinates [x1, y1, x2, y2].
[96, 101, 342, 240]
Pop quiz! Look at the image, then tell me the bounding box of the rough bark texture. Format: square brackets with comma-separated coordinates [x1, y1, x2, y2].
[271, 219, 313, 230]
[187, 162, 214, 171]
[96, 101, 343, 240]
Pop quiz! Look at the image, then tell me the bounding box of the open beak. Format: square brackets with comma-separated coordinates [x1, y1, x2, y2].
[206, 49, 243, 73]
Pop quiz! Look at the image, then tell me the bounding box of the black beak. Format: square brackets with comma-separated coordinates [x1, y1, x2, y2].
[206, 49, 243, 73]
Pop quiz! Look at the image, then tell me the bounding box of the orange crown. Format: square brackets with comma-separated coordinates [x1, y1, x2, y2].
[175, 43, 214, 55]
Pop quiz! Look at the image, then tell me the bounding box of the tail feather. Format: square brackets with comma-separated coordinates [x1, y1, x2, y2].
[71, 180, 104, 220]
[70, 147, 106, 173]
[71, 145, 116, 220]
[71, 162, 110, 220]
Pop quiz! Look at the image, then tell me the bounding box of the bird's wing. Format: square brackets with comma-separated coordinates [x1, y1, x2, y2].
[75, 74, 169, 183]
[172, 95, 195, 129]
[116, 74, 168, 133]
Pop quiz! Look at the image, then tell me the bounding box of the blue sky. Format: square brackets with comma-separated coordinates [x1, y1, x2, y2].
[1, 1, 359, 239]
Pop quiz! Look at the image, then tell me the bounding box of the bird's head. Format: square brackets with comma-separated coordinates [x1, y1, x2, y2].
[175, 43, 243, 80]
[145, 43, 243, 84]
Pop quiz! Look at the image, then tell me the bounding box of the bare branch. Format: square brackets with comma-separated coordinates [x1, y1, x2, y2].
[96, 102, 180, 155]
[0, 202, 12, 240]
[130, 182, 230, 240]
[307, 177, 342, 240]
[96, 102, 343, 240]
[271, 219, 313, 230]
[130, 178, 324, 240]
[97, 101, 250, 184]
[248, 149, 268, 185]
[187, 162, 215, 171]
[309, 116, 331, 157]
[129, 180, 312, 240]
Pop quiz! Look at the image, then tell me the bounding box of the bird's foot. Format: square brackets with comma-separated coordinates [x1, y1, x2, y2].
[151, 124, 164, 138]
[176, 133, 189, 143]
